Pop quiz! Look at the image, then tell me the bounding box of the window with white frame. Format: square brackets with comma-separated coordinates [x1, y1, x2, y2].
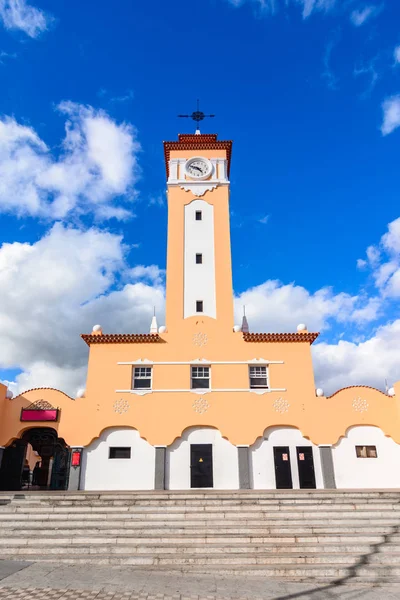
[249, 365, 268, 389]
[133, 366, 152, 389]
[191, 366, 210, 389]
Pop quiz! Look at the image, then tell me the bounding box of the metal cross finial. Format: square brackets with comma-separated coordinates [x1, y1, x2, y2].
[178, 99, 215, 133]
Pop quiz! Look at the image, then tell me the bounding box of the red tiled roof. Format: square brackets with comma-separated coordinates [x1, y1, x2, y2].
[327, 385, 389, 398]
[163, 134, 233, 178]
[81, 334, 163, 346]
[243, 332, 319, 344]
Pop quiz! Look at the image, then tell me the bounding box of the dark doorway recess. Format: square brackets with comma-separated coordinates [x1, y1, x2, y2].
[273, 446, 293, 489]
[190, 444, 213, 488]
[297, 446, 316, 489]
[0, 428, 70, 491]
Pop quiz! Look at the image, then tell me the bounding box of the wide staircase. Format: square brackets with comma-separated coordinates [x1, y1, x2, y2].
[1, 490, 400, 582]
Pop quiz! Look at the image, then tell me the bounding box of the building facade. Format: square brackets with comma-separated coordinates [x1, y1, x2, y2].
[0, 133, 399, 491]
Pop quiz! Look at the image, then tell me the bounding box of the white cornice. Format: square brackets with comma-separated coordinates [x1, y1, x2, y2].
[118, 359, 284, 366]
[116, 388, 286, 395]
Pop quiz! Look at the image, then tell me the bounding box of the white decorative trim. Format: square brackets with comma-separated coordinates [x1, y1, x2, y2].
[180, 183, 219, 197]
[167, 157, 229, 198]
[116, 388, 286, 394]
[118, 360, 284, 366]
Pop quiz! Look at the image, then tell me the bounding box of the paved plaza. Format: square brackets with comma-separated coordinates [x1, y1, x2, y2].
[0, 561, 400, 600]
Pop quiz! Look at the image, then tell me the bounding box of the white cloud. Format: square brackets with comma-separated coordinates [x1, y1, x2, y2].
[395, 46, 400, 65]
[350, 5, 380, 27]
[226, 0, 336, 17]
[313, 320, 400, 394]
[358, 217, 400, 298]
[381, 95, 400, 136]
[234, 279, 380, 333]
[0, 224, 164, 396]
[258, 214, 270, 224]
[0, 102, 141, 220]
[0, 0, 51, 37]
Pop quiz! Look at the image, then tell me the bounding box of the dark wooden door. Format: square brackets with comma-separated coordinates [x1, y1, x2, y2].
[273, 446, 293, 489]
[0, 442, 26, 491]
[190, 444, 213, 488]
[297, 446, 316, 489]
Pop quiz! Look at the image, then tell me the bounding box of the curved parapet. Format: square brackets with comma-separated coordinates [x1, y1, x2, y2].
[0, 387, 82, 447]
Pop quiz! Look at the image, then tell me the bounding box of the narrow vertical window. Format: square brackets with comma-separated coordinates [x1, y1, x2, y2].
[196, 300, 203, 312]
[195, 211, 202, 221]
[196, 253, 203, 264]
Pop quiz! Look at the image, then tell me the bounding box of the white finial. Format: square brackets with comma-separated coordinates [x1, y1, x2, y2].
[150, 308, 158, 334]
[6, 390, 13, 399]
[297, 323, 307, 332]
[92, 324, 102, 332]
[195, 128, 201, 135]
[233, 325, 241, 333]
[158, 325, 167, 334]
[76, 388, 86, 399]
[241, 305, 249, 333]
[316, 388, 324, 397]
[388, 387, 396, 397]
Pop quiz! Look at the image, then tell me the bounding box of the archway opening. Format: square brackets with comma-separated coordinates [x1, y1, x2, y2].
[0, 428, 70, 491]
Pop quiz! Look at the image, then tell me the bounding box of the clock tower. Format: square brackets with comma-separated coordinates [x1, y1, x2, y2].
[163, 133, 234, 334]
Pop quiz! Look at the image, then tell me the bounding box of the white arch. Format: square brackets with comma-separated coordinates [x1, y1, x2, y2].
[251, 426, 324, 490]
[166, 426, 239, 490]
[333, 425, 400, 489]
[81, 427, 155, 490]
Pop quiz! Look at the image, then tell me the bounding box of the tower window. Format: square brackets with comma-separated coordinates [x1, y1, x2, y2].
[191, 366, 210, 389]
[195, 211, 202, 221]
[196, 253, 203, 264]
[133, 366, 152, 389]
[196, 300, 203, 312]
[249, 366, 268, 389]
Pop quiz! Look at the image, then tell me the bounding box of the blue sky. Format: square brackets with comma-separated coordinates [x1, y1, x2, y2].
[0, 0, 400, 396]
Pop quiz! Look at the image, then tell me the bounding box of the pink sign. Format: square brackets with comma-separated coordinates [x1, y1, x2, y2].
[21, 409, 58, 422]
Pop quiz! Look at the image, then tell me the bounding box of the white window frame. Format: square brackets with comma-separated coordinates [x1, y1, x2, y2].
[132, 366, 153, 390]
[249, 365, 269, 389]
[191, 366, 211, 390]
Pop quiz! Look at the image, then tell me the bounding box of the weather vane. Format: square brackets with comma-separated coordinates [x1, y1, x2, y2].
[178, 99, 215, 133]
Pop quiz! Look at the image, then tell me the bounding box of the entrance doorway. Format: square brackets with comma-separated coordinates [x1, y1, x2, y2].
[190, 444, 213, 488]
[297, 446, 316, 489]
[273, 446, 293, 489]
[0, 428, 70, 491]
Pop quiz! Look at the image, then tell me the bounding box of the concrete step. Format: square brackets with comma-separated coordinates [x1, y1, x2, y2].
[0, 550, 373, 565]
[1, 525, 396, 538]
[4, 497, 400, 507]
[0, 535, 386, 547]
[0, 543, 377, 556]
[3, 503, 400, 514]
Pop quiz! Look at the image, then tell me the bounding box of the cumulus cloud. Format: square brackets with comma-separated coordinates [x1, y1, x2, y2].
[0, 224, 164, 396]
[350, 5, 380, 27]
[313, 320, 400, 394]
[0, 101, 141, 220]
[0, 0, 51, 37]
[381, 95, 400, 136]
[357, 217, 400, 298]
[234, 279, 381, 333]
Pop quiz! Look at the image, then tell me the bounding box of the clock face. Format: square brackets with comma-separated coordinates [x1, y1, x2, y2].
[185, 158, 212, 180]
